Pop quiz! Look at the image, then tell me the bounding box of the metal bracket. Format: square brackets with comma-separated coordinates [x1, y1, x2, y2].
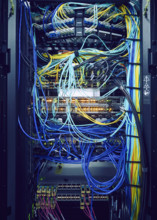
[0, 48, 11, 76]
[148, 48, 157, 75]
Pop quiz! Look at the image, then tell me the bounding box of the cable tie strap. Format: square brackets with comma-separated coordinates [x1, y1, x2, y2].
[126, 160, 141, 164]
[128, 62, 141, 66]
[126, 184, 142, 188]
[126, 38, 141, 42]
[142, 167, 148, 173]
[74, 50, 79, 57]
[125, 134, 139, 138]
[125, 86, 141, 90]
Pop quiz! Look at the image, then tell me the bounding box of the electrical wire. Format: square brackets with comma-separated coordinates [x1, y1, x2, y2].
[18, 1, 144, 219]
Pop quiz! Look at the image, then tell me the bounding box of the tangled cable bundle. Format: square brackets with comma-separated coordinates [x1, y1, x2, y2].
[18, 1, 144, 220]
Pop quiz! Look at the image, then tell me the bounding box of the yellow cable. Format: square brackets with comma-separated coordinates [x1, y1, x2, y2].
[75, 100, 125, 125]
[143, 0, 150, 16]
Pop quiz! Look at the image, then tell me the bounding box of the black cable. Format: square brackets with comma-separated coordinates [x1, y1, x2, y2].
[74, 54, 120, 70]
[113, 79, 148, 220]
[90, 57, 128, 82]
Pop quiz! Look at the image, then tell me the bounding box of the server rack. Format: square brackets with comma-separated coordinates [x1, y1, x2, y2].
[0, 0, 157, 220]
[0, 1, 9, 219]
[142, 0, 157, 218]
